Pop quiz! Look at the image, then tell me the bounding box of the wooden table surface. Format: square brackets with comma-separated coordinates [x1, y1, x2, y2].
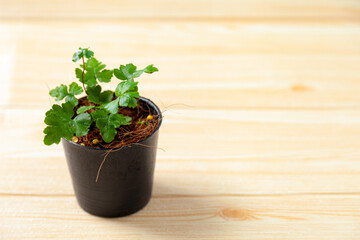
[1, 0, 360, 239]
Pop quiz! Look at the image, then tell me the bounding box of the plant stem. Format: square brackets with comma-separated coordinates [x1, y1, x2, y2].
[81, 56, 88, 95]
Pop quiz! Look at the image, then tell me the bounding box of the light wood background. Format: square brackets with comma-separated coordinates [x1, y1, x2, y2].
[1, 0, 360, 239]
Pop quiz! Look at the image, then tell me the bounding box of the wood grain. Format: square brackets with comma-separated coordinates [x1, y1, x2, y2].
[1, 108, 360, 195]
[1, 21, 360, 108]
[1, 195, 359, 239]
[1, 0, 360, 20]
[0, 0, 360, 239]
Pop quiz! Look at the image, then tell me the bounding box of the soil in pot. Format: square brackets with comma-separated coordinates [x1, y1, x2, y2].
[73, 96, 160, 149]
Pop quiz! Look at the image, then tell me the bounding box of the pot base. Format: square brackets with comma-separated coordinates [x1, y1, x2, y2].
[76, 194, 152, 218]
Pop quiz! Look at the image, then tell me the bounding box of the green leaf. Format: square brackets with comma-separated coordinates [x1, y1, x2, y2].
[86, 57, 106, 73]
[87, 85, 101, 103]
[115, 81, 139, 108]
[72, 47, 94, 62]
[103, 98, 119, 114]
[82, 73, 98, 87]
[49, 84, 68, 101]
[67, 82, 83, 106]
[100, 91, 113, 103]
[43, 102, 75, 145]
[119, 94, 138, 108]
[90, 109, 107, 119]
[91, 110, 131, 143]
[70, 113, 91, 136]
[75, 67, 83, 79]
[49, 82, 83, 106]
[87, 85, 113, 104]
[133, 64, 159, 77]
[43, 102, 92, 145]
[113, 63, 137, 81]
[76, 105, 96, 114]
[77, 58, 112, 87]
[115, 81, 138, 95]
[114, 63, 158, 81]
[97, 69, 113, 83]
[79, 60, 97, 87]
[72, 52, 82, 62]
[69, 82, 83, 95]
[65, 95, 78, 106]
[143, 64, 159, 73]
[84, 49, 94, 59]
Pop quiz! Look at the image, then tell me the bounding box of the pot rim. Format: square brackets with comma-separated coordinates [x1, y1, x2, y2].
[63, 96, 163, 151]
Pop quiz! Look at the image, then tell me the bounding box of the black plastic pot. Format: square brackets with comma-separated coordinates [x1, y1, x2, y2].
[61, 97, 162, 218]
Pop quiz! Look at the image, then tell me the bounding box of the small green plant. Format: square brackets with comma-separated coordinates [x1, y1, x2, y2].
[43, 47, 158, 145]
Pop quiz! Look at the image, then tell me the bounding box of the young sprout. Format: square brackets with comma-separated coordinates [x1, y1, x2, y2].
[80, 143, 85, 146]
[137, 120, 149, 126]
[43, 47, 158, 146]
[146, 115, 153, 120]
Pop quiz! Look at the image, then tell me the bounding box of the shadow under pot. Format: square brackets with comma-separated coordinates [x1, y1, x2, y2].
[61, 97, 162, 218]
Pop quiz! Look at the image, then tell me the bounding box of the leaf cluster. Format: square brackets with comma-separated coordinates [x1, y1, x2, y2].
[44, 48, 158, 145]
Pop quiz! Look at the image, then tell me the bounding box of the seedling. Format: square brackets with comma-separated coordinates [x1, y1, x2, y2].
[44, 47, 158, 145]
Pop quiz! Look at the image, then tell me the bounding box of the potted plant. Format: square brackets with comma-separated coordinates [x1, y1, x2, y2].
[43, 47, 162, 217]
